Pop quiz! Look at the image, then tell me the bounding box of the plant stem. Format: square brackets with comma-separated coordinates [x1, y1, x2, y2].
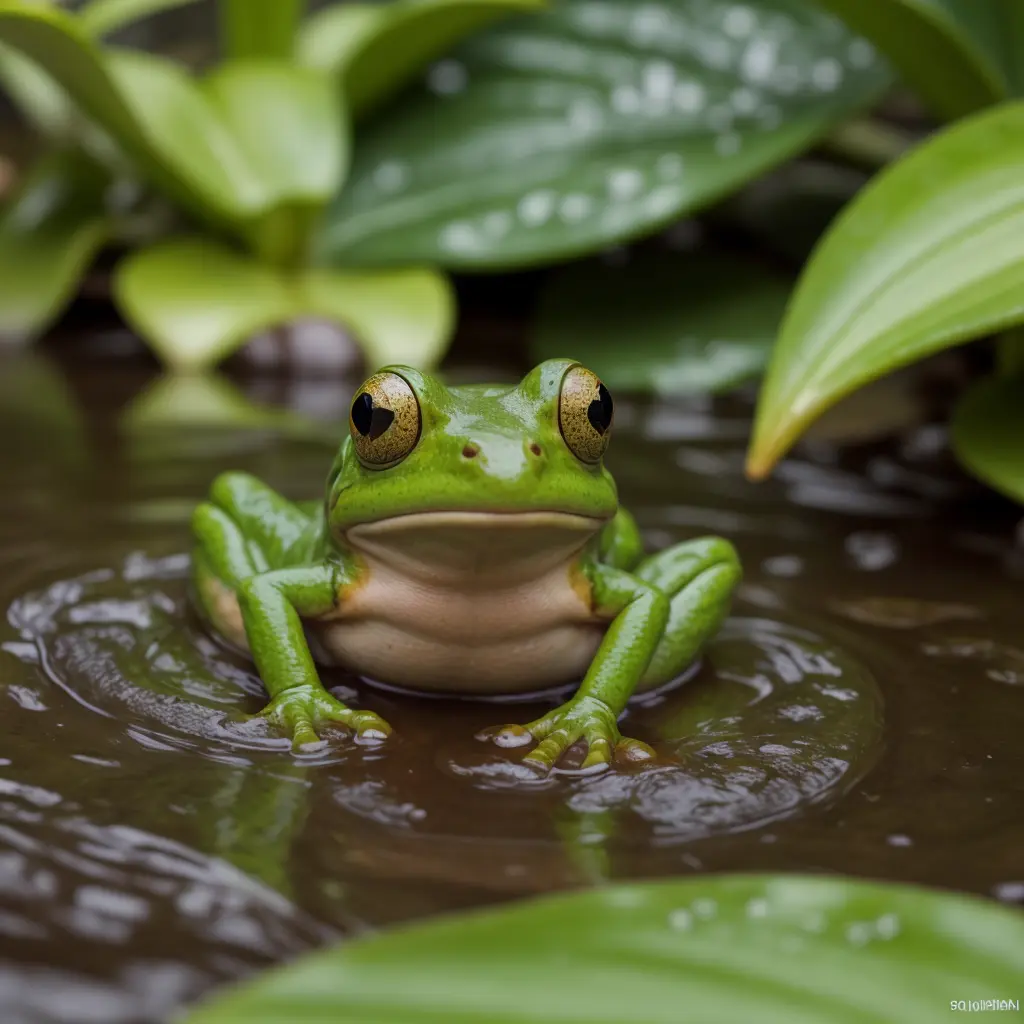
[821, 118, 918, 171]
[218, 0, 306, 61]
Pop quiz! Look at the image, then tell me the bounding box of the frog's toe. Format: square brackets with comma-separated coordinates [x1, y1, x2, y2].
[347, 709, 393, 744]
[257, 686, 392, 750]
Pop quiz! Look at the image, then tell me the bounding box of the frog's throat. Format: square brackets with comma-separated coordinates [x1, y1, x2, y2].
[342, 510, 608, 583]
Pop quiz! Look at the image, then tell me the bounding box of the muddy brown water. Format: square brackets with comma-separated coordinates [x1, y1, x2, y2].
[0, 351, 1022, 1023]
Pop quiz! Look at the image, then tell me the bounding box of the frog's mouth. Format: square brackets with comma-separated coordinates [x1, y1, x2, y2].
[344, 510, 608, 581]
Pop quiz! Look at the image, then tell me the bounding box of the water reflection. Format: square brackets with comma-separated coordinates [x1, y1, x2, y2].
[0, 354, 1020, 1021]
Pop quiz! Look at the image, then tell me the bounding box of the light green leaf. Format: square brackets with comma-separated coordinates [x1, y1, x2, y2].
[114, 237, 300, 370]
[77, 0, 203, 38]
[317, 0, 890, 270]
[202, 60, 348, 246]
[303, 264, 455, 369]
[951, 373, 1024, 503]
[0, 4, 265, 226]
[114, 236, 455, 371]
[298, 0, 546, 118]
[0, 150, 110, 340]
[184, 874, 1024, 1023]
[219, 0, 304, 61]
[533, 250, 790, 395]
[806, 0, 1011, 119]
[747, 101, 1024, 479]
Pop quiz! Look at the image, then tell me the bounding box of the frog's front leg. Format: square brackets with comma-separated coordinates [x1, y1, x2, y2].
[483, 535, 740, 771]
[193, 494, 390, 750]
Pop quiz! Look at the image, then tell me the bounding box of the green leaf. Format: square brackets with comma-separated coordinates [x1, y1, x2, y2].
[113, 236, 454, 371]
[747, 101, 1024, 479]
[202, 60, 348, 257]
[77, 0, 204, 38]
[298, 0, 546, 118]
[532, 250, 790, 395]
[951, 373, 1024, 503]
[0, 5, 264, 226]
[316, 0, 891, 270]
[184, 874, 1024, 1023]
[0, 150, 110, 340]
[302, 265, 454, 369]
[219, 0, 304, 61]
[0, 41, 75, 136]
[806, 0, 1011, 119]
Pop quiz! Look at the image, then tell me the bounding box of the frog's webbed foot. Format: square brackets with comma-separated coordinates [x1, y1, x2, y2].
[478, 695, 655, 772]
[256, 684, 391, 752]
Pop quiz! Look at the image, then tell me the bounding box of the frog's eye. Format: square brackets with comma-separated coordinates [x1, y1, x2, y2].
[558, 365, 613, 464]
[349, 371, 420, 467]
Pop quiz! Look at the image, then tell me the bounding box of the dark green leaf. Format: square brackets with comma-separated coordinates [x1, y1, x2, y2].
[317, 0, 890, 270]
[806, 0, 1011, 119]
[0, 150, 110, 339]
[114, 236, 454, 370]
[219, 0, 304, 60]
[77, 0, 204, 38]
[533, 250, 790, 394]
[298, 0, 546, 117]
[747, 101, 1024, 479]
[184, 874, 1024, 1023]
[951, 373, 1024, 503]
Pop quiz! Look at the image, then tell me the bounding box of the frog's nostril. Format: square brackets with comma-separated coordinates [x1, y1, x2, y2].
[462, 444, 480, 459]
[529, 443, 542, 457]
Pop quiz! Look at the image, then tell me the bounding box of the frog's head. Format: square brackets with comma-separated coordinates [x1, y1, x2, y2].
[326, 360, 618, 557]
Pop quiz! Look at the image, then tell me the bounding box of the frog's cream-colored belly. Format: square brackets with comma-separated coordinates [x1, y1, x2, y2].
[312, 511, 608, 695]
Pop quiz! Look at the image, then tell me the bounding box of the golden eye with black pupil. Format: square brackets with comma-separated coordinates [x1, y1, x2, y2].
[559, 365, 613, 463]
[349, 371, 420, 466]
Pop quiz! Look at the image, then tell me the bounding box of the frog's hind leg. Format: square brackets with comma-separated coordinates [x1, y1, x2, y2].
[634, 537, 741, 690]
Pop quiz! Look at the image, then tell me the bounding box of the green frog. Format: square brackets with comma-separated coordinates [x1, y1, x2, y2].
[190, 360, 741, 771]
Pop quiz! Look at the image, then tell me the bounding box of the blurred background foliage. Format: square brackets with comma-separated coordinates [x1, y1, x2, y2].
[0, 0, 1022, 504]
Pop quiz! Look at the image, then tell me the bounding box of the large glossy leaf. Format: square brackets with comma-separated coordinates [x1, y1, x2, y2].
[951, 373, 1024, 503]
[0, 5, 264, 225]
[0, 150, 110, 340]
[77, 0, 203, 38]
[185, 874, 1024, 1022]
[532, 250, 790, 394]
[317, 0, 891, 270]
[298, 0, 546, 117]
[113, 236, 454, 371]
[807, 0, 1012, 119]
[747, 101, 1024, 479]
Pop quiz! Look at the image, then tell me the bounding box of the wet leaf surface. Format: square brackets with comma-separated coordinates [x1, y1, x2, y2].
[318, 0, 890, 269]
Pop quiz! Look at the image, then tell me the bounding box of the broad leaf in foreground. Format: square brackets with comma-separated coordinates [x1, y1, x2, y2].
[747, 100, 1024, 479]
[533, 250, 790, 394]
[318, 0, 891, 270]
[184, 873, 1024, 1023]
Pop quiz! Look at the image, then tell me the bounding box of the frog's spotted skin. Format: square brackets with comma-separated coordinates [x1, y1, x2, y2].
[190, 360, 741, 771]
